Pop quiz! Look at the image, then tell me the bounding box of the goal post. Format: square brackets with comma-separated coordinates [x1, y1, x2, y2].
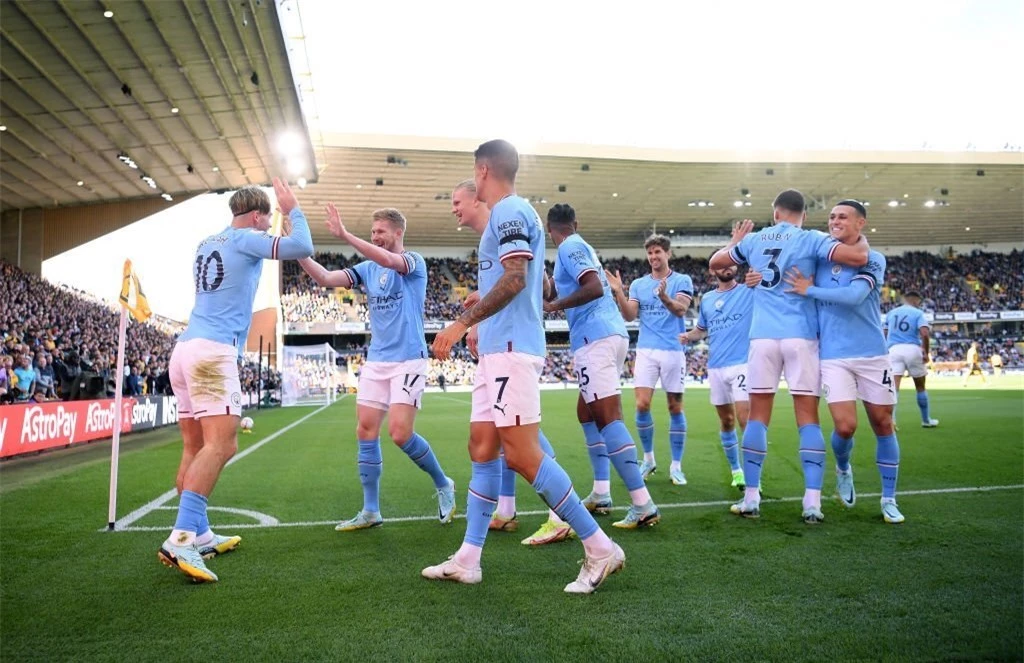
[281, 343, 340, 407]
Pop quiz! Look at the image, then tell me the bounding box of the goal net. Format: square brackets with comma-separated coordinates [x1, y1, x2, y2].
[281, 343, 341, 407]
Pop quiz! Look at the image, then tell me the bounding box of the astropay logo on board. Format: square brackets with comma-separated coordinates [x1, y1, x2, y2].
[85, 401, 119, 434]
[21, 405, 79, 445]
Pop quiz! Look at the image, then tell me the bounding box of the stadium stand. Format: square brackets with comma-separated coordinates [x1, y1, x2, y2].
[281, 249, 1022, 379]
[0, 261, 279, 403]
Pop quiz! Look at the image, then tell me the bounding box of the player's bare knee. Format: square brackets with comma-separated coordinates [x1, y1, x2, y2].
[835, 421, 857, 439]
[356, 421, 378, 441]
[720, 412, 736, 431]
[388, 421, 413, 446]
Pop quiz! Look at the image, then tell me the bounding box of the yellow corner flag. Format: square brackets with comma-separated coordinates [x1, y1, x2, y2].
[119, 259, 152, 323]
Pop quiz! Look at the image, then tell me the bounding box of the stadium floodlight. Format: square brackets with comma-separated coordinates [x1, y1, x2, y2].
[277, 131, 304, 156]
[924, 200, 936, 208]
[888, 200, 899, 207]
[733, 201, 743, 207]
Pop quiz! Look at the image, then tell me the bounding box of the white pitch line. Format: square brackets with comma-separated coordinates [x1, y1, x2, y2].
[112, 482, 1024, 532]
[106, 400, 340, 532]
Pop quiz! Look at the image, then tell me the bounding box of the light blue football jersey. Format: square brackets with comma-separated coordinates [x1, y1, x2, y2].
[628, 272, 693, 350]
[553, 234, 627, 353]
[179, 208, 313, 353]
[729, 222, 839, 340]
[814, 250, 888, 360]
[696, 283, 754, 369]
[885, 304, 930, 348]
[343, 252, 428, 363]
[476, 195, 546, 357]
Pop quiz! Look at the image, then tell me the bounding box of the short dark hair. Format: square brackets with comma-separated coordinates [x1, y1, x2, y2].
[904, 291, 922, 299]
[644, 234, 671, 252]
[474, 139, 519, 182]
[546, 203, 576, 228]
[835, 199, 868, 218]
[773, 189, 805, 214]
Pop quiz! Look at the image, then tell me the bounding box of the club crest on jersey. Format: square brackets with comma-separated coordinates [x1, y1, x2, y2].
[378, 273, 389, 290]
[831, 265, 842, 275]
[715, 299, 725, 310]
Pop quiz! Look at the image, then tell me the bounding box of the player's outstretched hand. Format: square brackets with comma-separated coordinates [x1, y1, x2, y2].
[463, 290, 480, 309]
[432, 321, 468, 361]
[731, 219, 754, 244]
[604, 269, 623, 293]
[744, 270, 762, 288]
[273, 177, 298, 216]
[678, 332, 691, 345]
[784, 267, 812, 295]
[324, 203, 349, 241]
[466, 326, 479, 359]
[543, 300, 560, 314]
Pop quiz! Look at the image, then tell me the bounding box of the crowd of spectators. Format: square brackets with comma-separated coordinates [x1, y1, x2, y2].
[283, 250, 1022, 326]
[877, 249, 1024, 313]
[0, 261, 277, 404]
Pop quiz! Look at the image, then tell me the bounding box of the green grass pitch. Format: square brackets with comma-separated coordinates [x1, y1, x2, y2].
[2, 378, 1022, 661]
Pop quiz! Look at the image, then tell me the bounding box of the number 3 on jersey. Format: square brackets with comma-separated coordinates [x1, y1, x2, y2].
[194, 251, 225, 292]
[761, 248, 783, 288]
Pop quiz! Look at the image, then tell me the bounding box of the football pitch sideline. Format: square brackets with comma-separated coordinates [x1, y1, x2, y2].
[1, 380, 1022, 661]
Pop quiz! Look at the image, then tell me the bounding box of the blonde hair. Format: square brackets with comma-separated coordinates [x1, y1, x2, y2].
[454, 178, 476, 194]
[372, 208, 407, 231]
[229, 186, 270, 216]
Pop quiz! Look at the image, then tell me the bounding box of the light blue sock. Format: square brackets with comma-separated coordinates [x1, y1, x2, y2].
[357, 438, 383, 513]
[601, 420, 644, 491]
[669, 412, 687, 463]
[720, 430, 741, 471]
[798, 424, 827, 490]
[197, 505, 211, 537]
[538, 429, 556, 458]
[464, 459, 501, 547]
[582, 421, 610, 482]
[916, 391, 931, 423]
[741, 421, 768, 489]
[636, 410, 654, 455]
[498, 452, 517, 498]
[400, 433, 448, 489]
[532, 455, 598, 540]
[174, 490, 207, 534]
[831, 430, 854, 472]
[876, 434, 900, 499]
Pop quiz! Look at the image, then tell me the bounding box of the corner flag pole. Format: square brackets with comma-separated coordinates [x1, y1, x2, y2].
[108, 259, 152, 531]
[107, 305, 129, 530]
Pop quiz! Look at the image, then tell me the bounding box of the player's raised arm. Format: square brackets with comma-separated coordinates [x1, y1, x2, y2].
[324, 203, 410, 274]
[545, 270, 603, 313]
[237, 178, 314, 260]
[604, 269, 639, 321]
[828, 233, 870, 267]
[298, 257, 353, 288]
[658, 275, 693, 318]
[710, 219, 754, 270]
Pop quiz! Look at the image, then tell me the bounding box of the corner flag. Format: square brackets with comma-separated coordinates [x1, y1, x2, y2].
[109, 259, 152, 530]
[119, 259, 152, 323]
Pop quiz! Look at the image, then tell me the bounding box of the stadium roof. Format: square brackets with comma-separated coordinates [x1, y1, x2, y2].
[0, 0, 316, 212]
[298, 135, 1024, 249]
